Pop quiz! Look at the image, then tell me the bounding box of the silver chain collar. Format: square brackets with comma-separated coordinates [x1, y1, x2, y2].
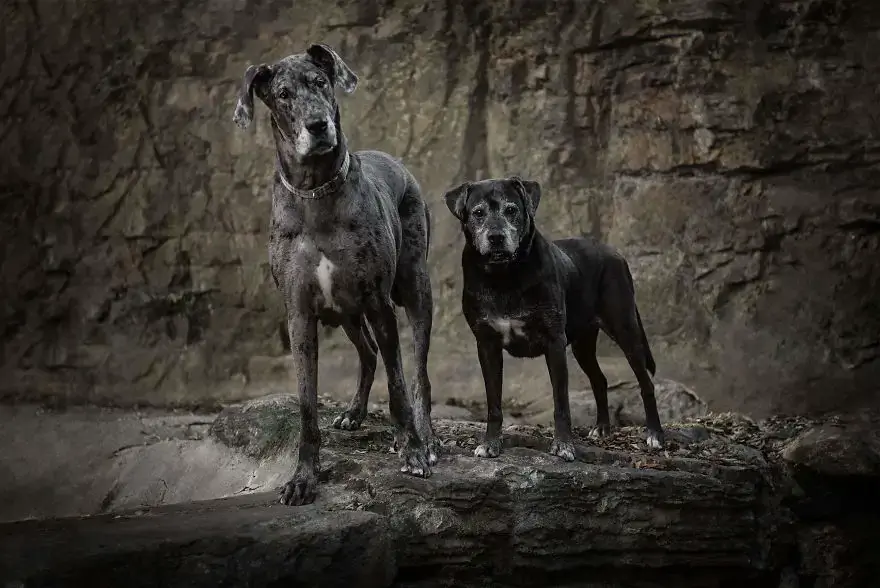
[277, 150, 351, 200]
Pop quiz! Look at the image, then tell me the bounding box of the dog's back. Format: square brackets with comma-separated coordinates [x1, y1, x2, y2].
[551, 235, 656, 376]
[552, 235, 614, 280]
[355, 150, 418, 203]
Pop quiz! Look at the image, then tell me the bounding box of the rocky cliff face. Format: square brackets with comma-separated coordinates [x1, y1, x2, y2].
[2, 0, 879, 417]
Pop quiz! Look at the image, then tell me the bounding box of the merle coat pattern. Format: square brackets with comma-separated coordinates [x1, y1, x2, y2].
[444, 177, 664, 461]
[233, 44, 437, 506]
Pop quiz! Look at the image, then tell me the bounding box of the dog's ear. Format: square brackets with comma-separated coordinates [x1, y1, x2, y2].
[233, 63, 272, 130]
[444, 182, 471, 221]
[511, 176, 542, 217]
[306, 44, 359, 95]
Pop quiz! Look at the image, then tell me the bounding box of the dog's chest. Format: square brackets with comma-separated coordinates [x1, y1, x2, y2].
[467, 292, 565, 358]
[269, 190, 400, 320]
[486, 316, 527, 347]
[271, 230, 371, 317]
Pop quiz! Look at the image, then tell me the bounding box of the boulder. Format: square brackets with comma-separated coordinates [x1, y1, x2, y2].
[565, 376, 710, 429]
[782, 415, 880, 478]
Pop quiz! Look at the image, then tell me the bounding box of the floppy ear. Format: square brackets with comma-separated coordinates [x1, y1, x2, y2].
[306, 43, 359, 95]
[443, 182, 471, 221]
[511, 176, 542, 218]
[232, 63, 272, 129]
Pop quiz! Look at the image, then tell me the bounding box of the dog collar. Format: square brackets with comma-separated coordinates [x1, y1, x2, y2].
[278, 150, 351, 200]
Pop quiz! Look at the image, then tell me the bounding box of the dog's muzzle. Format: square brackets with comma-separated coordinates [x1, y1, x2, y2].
[483, 232, 515, 263]
[305, 118, 329, 137]
[294, 114, 337, 157]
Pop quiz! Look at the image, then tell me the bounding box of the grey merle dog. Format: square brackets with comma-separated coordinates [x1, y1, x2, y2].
[233, 44, 437, 506]
[444, 176, 664, 461]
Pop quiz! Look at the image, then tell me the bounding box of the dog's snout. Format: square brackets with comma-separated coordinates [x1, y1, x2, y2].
[306, 119, 329, 135]
[487, 233, 505, 248]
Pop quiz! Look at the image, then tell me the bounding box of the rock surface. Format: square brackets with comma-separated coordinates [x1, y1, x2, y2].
[2, 0, 880, 418]
[2, 398, 878, 587]
[0, 381, 706, 524]
[0, 494, 396, 588]
[782, 413, 880, 478]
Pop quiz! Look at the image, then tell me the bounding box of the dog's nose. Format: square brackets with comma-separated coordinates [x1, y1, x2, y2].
[488, 234, 505, 248]
[306, 119, 329, 135]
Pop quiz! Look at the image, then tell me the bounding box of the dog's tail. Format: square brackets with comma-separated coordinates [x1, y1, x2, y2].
[635, 307, 656, 377]
[625, 263, 656, 377]
[424, 204, 432, 261]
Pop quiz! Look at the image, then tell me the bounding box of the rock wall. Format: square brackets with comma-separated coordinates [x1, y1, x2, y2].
[2, 0, 879, 417]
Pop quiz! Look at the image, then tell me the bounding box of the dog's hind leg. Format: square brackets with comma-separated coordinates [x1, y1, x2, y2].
[571, 326, 612, 439]
[599, 260, 665, 449]
[399, 270, 438, 465]
[621, 335, 664, 449]
[366, 297, 431, 477]
[395, 191, 438, 465]
[332, 315, 377, 431]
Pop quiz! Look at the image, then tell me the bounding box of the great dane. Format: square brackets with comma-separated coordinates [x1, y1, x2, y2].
[444, 176, 664, 461]
[233, 44, 437, 506]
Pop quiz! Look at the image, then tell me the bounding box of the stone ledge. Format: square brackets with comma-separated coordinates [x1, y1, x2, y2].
[2, 398, 876, 587]
[0, 397, 788, 588]
[0, 493, 394, 588]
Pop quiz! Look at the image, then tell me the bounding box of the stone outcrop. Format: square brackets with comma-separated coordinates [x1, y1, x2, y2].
[3, 398, 876, 587]
[2, 0, 879, 417]
[0, 385, 706, 524]
[1, 495, 397, 588]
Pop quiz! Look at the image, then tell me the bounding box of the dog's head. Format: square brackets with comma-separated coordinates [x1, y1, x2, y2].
[232, 44, 359, 160]
[444, 176, 542, 265]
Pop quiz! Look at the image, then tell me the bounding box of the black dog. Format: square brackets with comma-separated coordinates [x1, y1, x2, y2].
[444, 176, 664, 461]
[233, 44, 437, 506]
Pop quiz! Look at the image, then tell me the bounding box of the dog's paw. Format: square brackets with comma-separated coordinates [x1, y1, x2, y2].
[425, 439, 439, 466]
[474, 438, 502, 458]
[549, 438, 577, 462]
[588, 422, 611, 439]
[399, 442, 432, 478]
[421, 430, 440, 466]
[279, 472, 318, 506]
[332, 410, 364, 431]
[646, 428, 665, 450]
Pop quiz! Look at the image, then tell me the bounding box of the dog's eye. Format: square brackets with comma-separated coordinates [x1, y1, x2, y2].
[503, 205, 518, 217]
[315, 77, 327, 88]
[471, 208, 486, 220]
[277, 88, 290, 100]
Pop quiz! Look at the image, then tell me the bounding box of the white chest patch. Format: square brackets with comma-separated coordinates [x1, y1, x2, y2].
[489, 317, 526, 346]
[315, 254, 340, 311]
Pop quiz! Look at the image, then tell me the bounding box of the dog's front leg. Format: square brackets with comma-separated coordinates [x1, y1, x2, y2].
[474, 337, 504, 458]
[280, 309, 321, 506]
[546, 339, 576, 462]
[367, 300, 431, 477]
